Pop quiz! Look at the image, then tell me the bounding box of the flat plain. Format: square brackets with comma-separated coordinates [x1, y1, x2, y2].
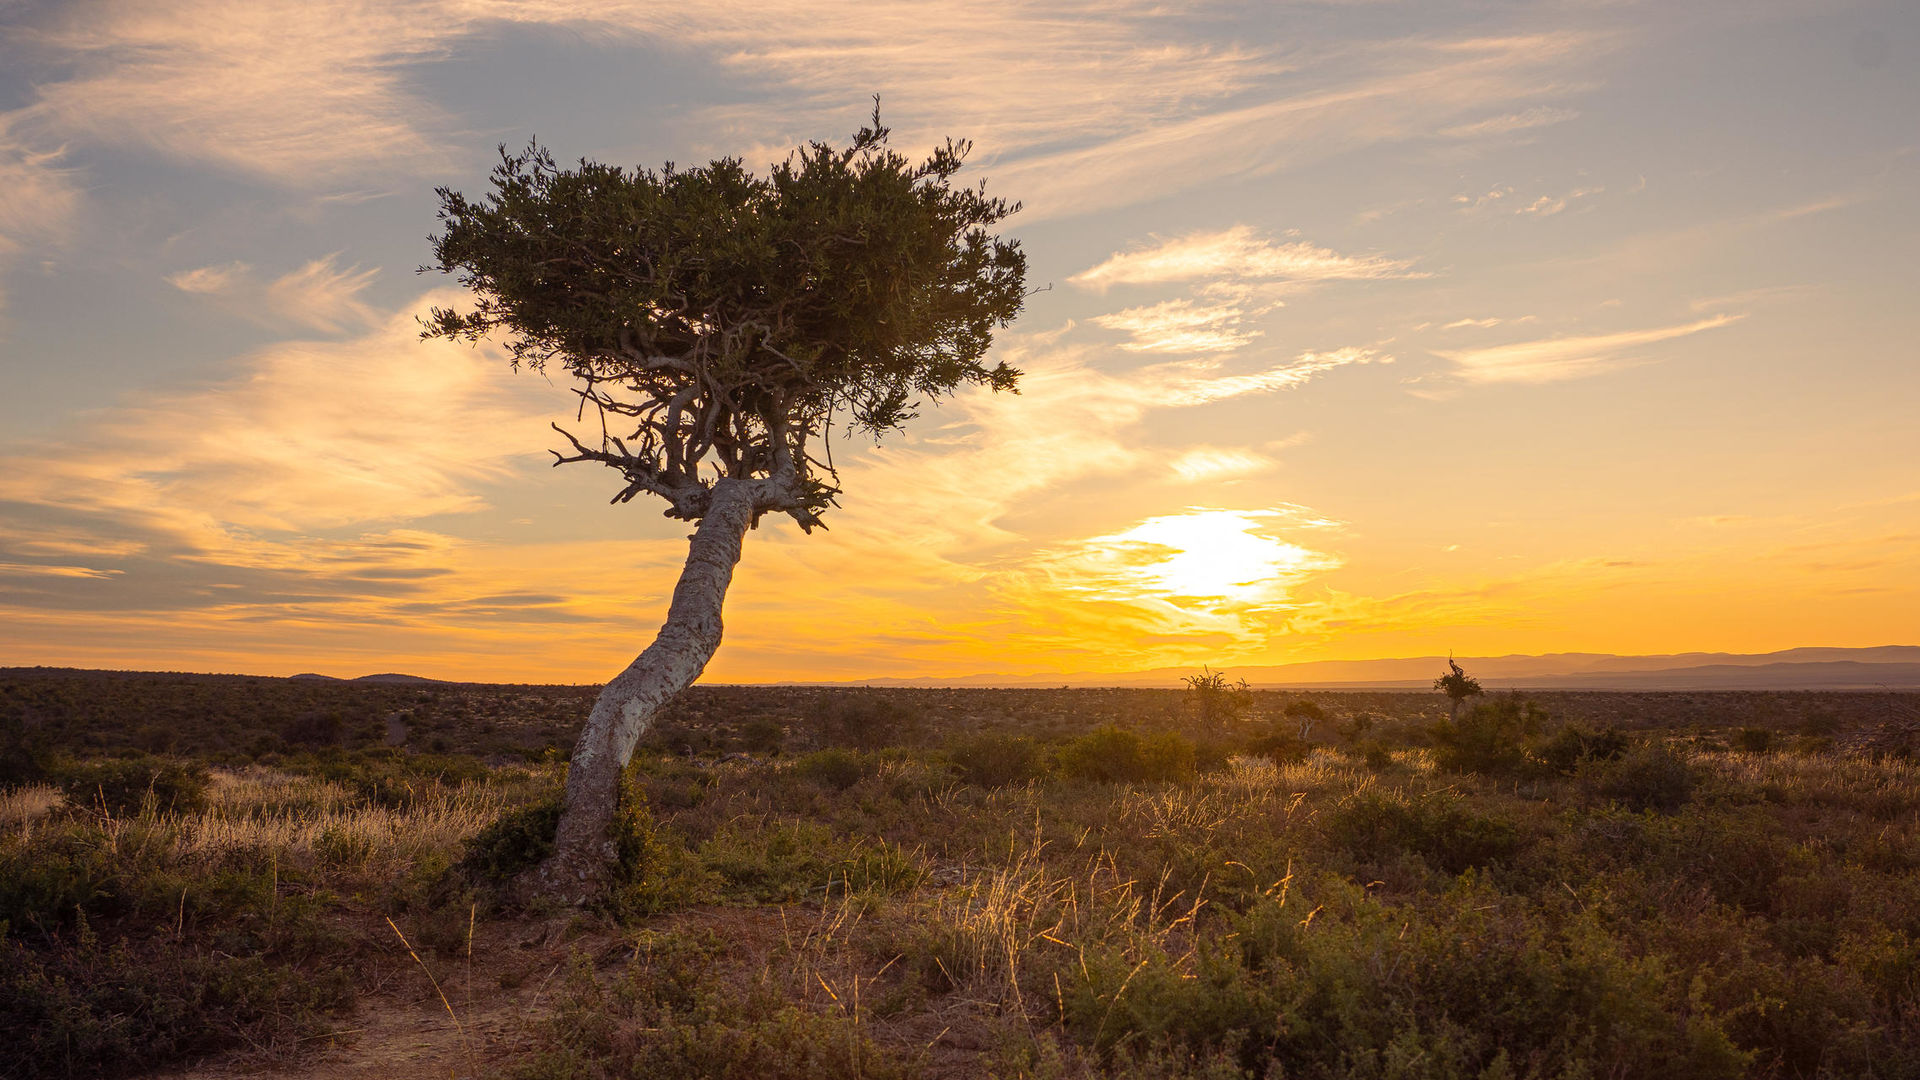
[6, 669, 1920, 1079]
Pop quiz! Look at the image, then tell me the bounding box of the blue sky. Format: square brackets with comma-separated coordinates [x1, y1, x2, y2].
[0, 0, 1914, 680]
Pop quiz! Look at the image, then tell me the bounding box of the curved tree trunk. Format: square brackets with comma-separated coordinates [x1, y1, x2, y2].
[530, 480, 758, 902]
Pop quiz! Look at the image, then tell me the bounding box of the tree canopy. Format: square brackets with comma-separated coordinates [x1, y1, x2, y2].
[422, 110, 1028, 532]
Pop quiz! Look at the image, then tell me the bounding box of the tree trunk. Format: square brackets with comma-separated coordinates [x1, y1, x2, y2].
[530, 480, 758, 902]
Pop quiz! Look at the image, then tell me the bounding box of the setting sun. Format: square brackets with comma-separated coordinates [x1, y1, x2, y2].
[1071, 510, 1332, 606]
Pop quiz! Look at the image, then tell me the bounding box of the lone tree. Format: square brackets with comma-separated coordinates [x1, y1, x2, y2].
[424, 110, 1027, 899]
[1434, 654, 1484, 723]
[1184, 667, 1253, 728]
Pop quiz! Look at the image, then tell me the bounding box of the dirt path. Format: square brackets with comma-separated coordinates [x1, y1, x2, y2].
[155, 914, 600, 1080]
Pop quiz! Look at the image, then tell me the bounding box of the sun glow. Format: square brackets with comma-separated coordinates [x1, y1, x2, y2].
[1055, 508, 1336, 607]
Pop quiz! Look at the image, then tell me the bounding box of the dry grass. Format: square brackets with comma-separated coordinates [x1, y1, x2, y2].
[1697, 748, 1920, 814]
[0, 784, 63, 829]
[19, 764, 555, 885]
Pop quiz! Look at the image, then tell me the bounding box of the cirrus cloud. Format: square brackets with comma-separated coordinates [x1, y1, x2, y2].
[1435, 313, 1743, 384]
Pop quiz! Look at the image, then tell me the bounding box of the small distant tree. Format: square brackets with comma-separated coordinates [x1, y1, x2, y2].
[1434, 655, 1483, 723]
[1282, 698, 1327, 738]
[424, 107, 1027, 899]
[1184, 667, 1254, 727]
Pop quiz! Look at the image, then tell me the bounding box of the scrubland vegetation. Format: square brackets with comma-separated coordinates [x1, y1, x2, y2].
[5, 670, 1920, 1078]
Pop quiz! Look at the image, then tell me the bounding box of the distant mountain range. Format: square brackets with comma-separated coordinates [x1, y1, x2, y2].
[288, 672, 448, 685]
[826, 646, 1920, 691]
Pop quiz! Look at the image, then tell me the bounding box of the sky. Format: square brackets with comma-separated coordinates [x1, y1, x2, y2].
[0, 0, 1915, 683]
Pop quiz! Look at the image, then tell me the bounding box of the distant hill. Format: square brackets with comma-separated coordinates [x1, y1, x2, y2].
[288, 672, 447, 685]
[830, 646, 1920, 690]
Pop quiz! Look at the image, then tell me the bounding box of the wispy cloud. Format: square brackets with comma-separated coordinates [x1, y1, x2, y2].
[1456, 183, 1600, 217]
[8, 1, 1600, 231]
[1091, 299, 1261, 353]
[1073, 225, 1419, 290]
[1441, 314, 1535, 330]
[169, 254, 381, 333]
[1169, 447, 1278, 482]
[0, 129, 78, 254]
[8, 0, 1270, 192]
[0, 292, 560, 555]
[1436, 313, 1743, 384]
[0, 120, 81, 309]
[1516, 186, 1602, 216]
[1439, 105, 1579, 139]
[988, 31, 1597, 219]
[1156, 347, 1392, 405]
[20, 0, 459, 186]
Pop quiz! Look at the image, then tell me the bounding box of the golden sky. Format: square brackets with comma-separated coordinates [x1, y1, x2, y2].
[0, 0, 1914, 681]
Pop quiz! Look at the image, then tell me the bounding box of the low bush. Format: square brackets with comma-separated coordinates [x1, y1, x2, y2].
[694, 819, 919, 903]
[736, 717, 785, 754]
[1585, 742, 1696, 813]
[1320, 789, 1522, 874]
[460, 770, 683, 913]
[791, 748, 873, 791]
[1536, 722, 1630, 775]
[808, 693, 921, 750]
[513, 941, 916, 1080]
[1431, 695, 1547, 775]
[1355, 739, 1394, 771]
[947, 732, 1046, 787]
[55, 755, 210, 816]
[1243, 721, 1309, 765]
[1055, 726, 1194, 785]
[0, 714, 51, 790]
[0, 926, 353, 1080]
[283, 749, 490, 809]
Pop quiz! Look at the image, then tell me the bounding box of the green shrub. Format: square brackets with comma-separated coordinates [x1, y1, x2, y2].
[791, 748, 872, 791]
[56, 756, 209, 816]
[808, 693, 921, 750]
[0, 826, 119, 934]
[0, 928, 352, 1079]
[1244, 722, 1308, 765]
[1055, 726, 1194, 785]
[694, 820, 917, 904]
[1431, 695, 1546, 775]
[0, 713, 51, 790]
[1356, 739, 1394, 771]
[284, 749, 490, 809]
[513, 942, 916, 1080]
[1321, 789, 1522, 874]
[1732, 727, 1775, 753]
[1536, 722, 1630, 775]
[460, 794, 566, 885]
[1586, 742, 1696, 813]
[460, 770, 675, 909]
[947, 732, 1046, 787]
[737, 717, 785, 754]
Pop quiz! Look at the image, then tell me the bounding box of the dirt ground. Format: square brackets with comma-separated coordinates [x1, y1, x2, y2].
[152, 913, 597, 1080]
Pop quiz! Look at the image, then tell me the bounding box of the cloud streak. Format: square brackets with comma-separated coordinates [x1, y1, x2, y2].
[6, 2, 1599, 223]
[1091, 299, 1261, 353]
[0, 291, 564, 615]
[1435, 313, 1743, 384]
[169, 255, 381, 333]
[19, 0, 459, 185]
[1073, 225, 1419, 290]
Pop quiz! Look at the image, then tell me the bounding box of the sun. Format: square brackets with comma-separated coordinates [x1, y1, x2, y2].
[1057, 508, 1333, 608]
[1115, 510, 1324, 602]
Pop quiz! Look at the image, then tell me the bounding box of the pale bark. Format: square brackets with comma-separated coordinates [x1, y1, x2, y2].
[530, 479, 759, 901]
